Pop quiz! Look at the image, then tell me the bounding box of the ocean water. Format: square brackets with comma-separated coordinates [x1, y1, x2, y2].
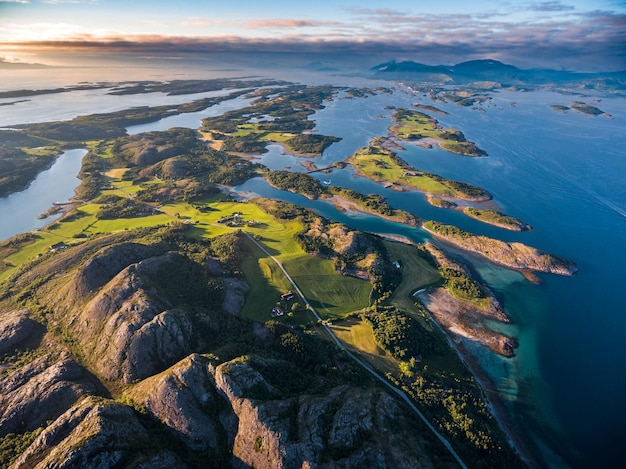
[1, 69, 624, 467]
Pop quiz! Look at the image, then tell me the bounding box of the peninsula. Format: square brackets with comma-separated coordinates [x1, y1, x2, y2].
[423, 220, 577, 275]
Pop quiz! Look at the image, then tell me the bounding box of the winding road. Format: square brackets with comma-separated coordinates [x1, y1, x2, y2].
[243, 231, 468, 469]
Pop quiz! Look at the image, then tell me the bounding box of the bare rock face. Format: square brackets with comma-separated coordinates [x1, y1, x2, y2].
[0, 352, 95, 437]
[124, 354, 437, 468]
[9, 397, 156, 469]
[0, 309, 37, 355]
[126, 354, 229, 452]
[221, 277, 250, 315]
[213, 357, 435, 469]
[79, 255, 194, 383]
[70, 242, 160, 298]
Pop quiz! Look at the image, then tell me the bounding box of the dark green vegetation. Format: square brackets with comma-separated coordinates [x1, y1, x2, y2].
[462, 207, 530, 231]
[0, 146, 59, 197]
[361, 307, 522, 468]
[285, 134, 341, 154]
[391, 108, 487, 157]
[365, 308, 442, 359]
[439, 267, 492, 309]
[266, 170, 325, 199]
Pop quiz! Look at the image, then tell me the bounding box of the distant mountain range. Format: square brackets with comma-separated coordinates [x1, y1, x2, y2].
[370, 59, 626, 88]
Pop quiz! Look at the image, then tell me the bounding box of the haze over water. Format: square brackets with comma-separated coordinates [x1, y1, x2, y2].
[1, 65, 625, 467]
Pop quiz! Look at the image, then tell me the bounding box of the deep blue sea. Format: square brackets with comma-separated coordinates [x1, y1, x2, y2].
[1, 67, 624, 467]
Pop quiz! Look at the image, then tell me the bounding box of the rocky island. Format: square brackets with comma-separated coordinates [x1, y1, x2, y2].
[423, 220, 577, 276]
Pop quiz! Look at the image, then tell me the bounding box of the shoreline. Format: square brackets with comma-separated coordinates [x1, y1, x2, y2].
[419, 298, 541, 467]
[422, 223, 577, 276]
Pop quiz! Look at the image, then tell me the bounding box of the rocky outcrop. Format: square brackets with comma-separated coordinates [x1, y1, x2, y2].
[126, 354, 230, 452]
[0, 309, 38, 355]
[418, 288, 518, 357]
[70, 242, 161, 298]
[0, 351, 95, 436]
[423, 221, 578, 275]
[8, 397, 168, 469]
[215, 357, 435, 469]
[78, 254, 194, 383]
[124, 354, 437, 468]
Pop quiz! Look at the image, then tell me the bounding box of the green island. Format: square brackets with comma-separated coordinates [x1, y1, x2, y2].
[461, 207, 531, 231]
[390, 108, 487, 156]
[201, 84, 342, 156]
[348, 137, 491, 200]
[425, 197, 531, 231]
[264, 169, 418, 225]
[0, 80, 546, 468]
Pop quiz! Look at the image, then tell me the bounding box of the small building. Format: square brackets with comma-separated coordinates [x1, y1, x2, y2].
[280, 292, 295, 301]
[50, 242, 69, 251]
[393, 260, 401, 269]
[271, 307, 284, 317]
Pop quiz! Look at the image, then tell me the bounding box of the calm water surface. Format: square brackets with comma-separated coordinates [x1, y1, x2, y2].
[0, 149, 87, 241]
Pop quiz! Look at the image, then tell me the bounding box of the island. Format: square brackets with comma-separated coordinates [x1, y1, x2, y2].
[348, 137, 491, 200]
[390, 108, 488, 156]
[550, 101, 609, 117]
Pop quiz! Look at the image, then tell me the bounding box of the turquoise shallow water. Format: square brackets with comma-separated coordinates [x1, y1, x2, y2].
[1, 74, 624, 467]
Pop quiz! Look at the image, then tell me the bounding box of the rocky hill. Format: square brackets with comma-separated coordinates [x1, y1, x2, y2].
[0, 226, 458, 468]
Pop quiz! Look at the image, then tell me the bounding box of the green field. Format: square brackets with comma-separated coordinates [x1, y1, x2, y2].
[330, 317, 398, 374]
[349, 147, 455, 196]
[283, 255, 371, 319]
[384, 241, 442, 323]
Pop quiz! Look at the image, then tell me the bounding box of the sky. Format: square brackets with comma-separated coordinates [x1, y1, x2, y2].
[0, 0, 625, 71]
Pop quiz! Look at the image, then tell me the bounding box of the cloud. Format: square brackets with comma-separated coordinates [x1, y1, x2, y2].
[344, 7, 408, 17]
[8, 27, 624, 72]
[3, 5, 624, 72]
[528, 1, 576, 12]
[243, 18, 341, 29]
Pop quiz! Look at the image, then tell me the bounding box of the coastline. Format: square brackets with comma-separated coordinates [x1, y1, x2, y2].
[322, 193, 419, 225]
[418, 297, 541, 467]
[422, 222, 577, 276]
